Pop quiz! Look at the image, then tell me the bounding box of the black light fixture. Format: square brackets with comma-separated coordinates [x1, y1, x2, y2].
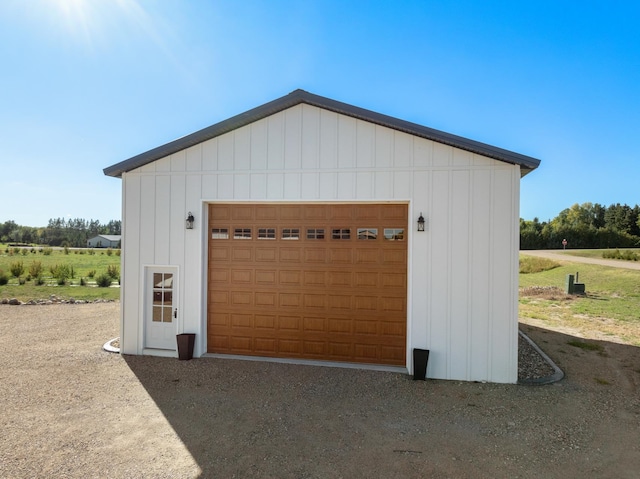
[417, 212, 425, 232]
[186, 212, 195, 230]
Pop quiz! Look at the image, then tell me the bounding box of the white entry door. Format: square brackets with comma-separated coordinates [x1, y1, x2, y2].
[145, 267, 178, 350]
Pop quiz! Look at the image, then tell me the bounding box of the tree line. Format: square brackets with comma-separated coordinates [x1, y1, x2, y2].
[521, 203, 640, 249]
[0, 218, 121, 248]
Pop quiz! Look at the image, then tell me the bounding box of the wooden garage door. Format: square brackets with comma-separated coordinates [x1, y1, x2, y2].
[207, 203, 407, 366]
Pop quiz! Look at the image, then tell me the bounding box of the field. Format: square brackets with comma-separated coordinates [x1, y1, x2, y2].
[519, 254, 640, 346]
[561, 248, 640, 261]
[0, 245, 121, 302]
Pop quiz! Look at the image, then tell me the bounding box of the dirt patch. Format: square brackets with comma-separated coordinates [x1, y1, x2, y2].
[1, 304, 639, 478]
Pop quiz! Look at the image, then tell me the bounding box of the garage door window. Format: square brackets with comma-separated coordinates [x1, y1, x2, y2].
[332, 228, 351, 240]
[212, 228, 229, 239]
[258, 228, 276, 239]
[234, 228, 252, 239]
[384, 228, 405, 241]
[357, 228, 378, 240]
[282, 228, 300, 240]
[306, 228, 325, 239]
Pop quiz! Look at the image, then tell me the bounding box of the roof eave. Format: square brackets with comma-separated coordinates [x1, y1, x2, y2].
[104, 89, 540, 178]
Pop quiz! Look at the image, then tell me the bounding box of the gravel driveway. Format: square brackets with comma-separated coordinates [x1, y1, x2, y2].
[1, 303, 639, 478]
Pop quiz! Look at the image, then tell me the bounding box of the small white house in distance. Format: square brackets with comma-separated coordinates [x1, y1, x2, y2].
[87, 234, 121, 248]
[104, 90, 540, 383]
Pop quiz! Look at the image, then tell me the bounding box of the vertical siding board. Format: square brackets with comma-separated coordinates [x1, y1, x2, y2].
[433, 143, 452, 167]
[155, 156, 171, 172]
[284, 172, 302, 199]
[267, 113, 285, 170]
[411, 171, 430, 354]
[154, 175, 171, 265]
[218, 132, 234, 171]
[234, 126, 251, 170]
[250, 173, 267, 199]
[374, 125, 393, 168]
[319, 172, 337, 198]
[217, 174, 234, 199]
[202, 139, 218, 171]
[393, 171, 413, 198]
[266, 173, 284, 199]
[284, 106, 302, 170]
[250, 119, 268, 170]
[356, 172, 374, 198]
[301, 105, 320, 170]
[490, 168, 517, 382]
[356, 120, 375, 167]
[122, 174, 141, 354]
[186, 145, 202, 171]
[414, 137, 433, 167]
[374, 171, 392, 198]
[171, 150, 186, 172]
[469, 169, 492, 381]
[394, 132, 413, 167]
[201, 175, 217, 200]
[139, 175, 156, 265]
[169, 175, 186, 265]
[319, 109, 338, 169]
[337, 115, 356, 168]
[301, 173, 319, 198]
[449, 170, 470, 380]
[336, 172, 355, 199]
[428, 169, 450, 379]
[233, 173, 250, 198]
[183, 174, 203, 354]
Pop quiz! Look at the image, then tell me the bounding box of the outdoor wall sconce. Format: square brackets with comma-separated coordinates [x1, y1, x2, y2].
[186, 212, 195, 230]
[417, 212, 425, 232]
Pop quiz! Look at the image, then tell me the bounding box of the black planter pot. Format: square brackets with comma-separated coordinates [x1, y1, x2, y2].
[413, 348, 430, 380]
[177, 333, 195, 360]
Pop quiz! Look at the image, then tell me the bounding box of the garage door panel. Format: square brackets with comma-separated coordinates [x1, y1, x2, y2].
[256, 247, 277, 261]
[208, 203, 407, 366]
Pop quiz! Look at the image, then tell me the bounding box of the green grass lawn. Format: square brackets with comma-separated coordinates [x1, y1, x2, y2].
[519, 254, 640, 345]
[0, 245, 121, 302]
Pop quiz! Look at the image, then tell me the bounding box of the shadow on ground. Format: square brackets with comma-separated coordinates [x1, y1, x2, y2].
[124, 328, 640, 478]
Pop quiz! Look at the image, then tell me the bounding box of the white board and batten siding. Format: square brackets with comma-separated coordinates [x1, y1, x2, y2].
[120, 103, 521, 383]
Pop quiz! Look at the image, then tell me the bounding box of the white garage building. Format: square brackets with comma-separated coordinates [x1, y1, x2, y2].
[104, 90, 540, 383]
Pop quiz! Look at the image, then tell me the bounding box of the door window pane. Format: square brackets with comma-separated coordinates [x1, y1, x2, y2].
[332, 228, 351, 240]
[357, 228, 378, 240]
[306, 228, 325, 240]
[212, 228, 229, 239]
[234, 228, 252, 239]
[258, 228, 276, 239]
[384, 228, 405, 241]
[282, 228, 300, 240]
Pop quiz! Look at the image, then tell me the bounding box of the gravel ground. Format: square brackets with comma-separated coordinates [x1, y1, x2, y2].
[1, 303, 639, 478]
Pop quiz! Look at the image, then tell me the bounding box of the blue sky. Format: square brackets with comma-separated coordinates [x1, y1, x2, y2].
[1, 0, 638, 226]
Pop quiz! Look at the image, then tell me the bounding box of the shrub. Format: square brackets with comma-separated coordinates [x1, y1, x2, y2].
[34, 276, 45, 286]
[57, 277, 66, 286]
[0, 270, 8, 285]
[106, 248, 113, 256]
[88, 249, 95, 255]
[107, 264, 120, 279]
[115, 249, 121, 256]
[10, 260, 24, 278]
[87, 269, 96, 278]
[95, 273, 112, 287]
[29, 261, 43, 278]
[20, 248, 28, 256]
[18, 277, 26, 285]
[80, 277, 86, 286]
[63, 246, 70, 255]
[50, 263, 72, 282]
[42, 247, 52, 256]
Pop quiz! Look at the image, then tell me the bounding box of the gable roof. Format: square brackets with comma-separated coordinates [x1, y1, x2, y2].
[104, 89, 540, 178]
